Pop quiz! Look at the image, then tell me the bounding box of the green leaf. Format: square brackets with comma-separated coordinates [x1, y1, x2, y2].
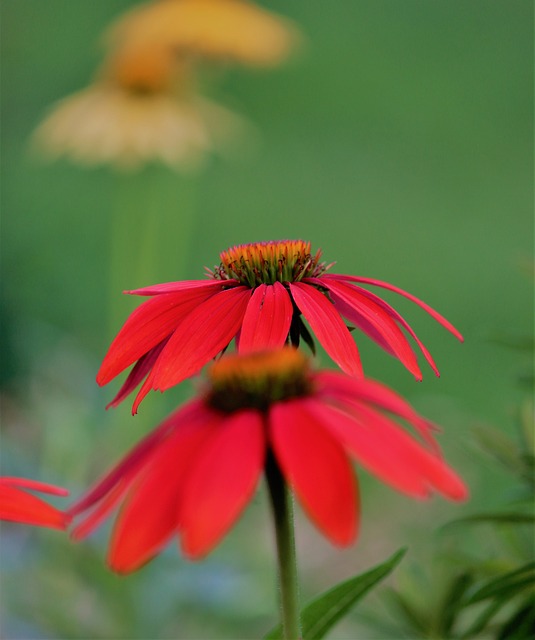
[445, 512, 535, 527]
[520, 399, 535, 454]
[497, 594, 535, 640]
[264, 548, 406, 640]
[488, 333, 534, 352]
[383, 588, 429, 636]
[465, 562, 535, 605]
[455, 566, 535, 638]
[460, 598, 507, 639]
[472, 425, 521, 473]
[436, 572, 474, 637]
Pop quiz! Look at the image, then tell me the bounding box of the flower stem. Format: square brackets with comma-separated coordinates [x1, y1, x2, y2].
[108, 169, 199, 339]
[266, 451, 302, 640]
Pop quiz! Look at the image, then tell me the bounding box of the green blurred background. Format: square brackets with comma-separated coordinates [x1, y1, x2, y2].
[1, 1, 533, 638]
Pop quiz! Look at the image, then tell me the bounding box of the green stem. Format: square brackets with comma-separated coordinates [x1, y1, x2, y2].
[108, 169, 199, 339]
[266, 451, 302, 640]
[136, 168, 199, 284]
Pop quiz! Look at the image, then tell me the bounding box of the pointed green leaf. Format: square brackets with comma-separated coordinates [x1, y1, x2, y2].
[263, 623, 283, 638]
[497, 594, 535, 640]
[445, 512, 535, 527]
[466, 562, 535, 605]
[520, 399, 534, 454]
[488, 333, 534, 352]
[472, 425, 521, 472]
[264, 548, 406, 640]
[437, 572, 474, 637]
[383, 588, 429, 636]
[460, 598, 507, 639]
[301, 549, 406, 639]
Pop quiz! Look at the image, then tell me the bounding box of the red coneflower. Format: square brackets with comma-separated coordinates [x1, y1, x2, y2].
[97, 240, 463, 413]
[71, 348, 467, 574]
[0, 477, 70, 530]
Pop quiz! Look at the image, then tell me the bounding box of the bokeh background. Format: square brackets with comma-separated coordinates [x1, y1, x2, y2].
[1, 1, 533, 638]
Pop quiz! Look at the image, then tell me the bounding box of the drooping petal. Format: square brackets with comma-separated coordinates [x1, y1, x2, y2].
[180, 410, 265, 559]
[97, 286, 221, 385]
[338, 400, 468, 500]
[127, 279, 236, 296]
[364, 404, 467, 500]
[131, 368, 158, 415]
[71, 481, 128, 541]
[321, 274, 464, 342]
[109, 410, 219, 573]
[345, 284, 441, 376]
[0, 477, 69, 496]
[304, 399, 429, 498]
[333, 297, 397, 356]
[239, 282, 293, 353]
[269, 400, 358, 546]
[68, 399, 204, 516]
[315, 371, 439, 449]
[289, 282, 362, 377]
[311, 277, 422, 380]
[106, 339, 168, 409]
[0, 483, 69, 529]
[152, 286, 252, 392]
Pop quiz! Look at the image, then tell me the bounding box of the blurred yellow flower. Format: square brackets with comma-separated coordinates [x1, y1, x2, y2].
[33, 45, 245, 171]
[107, 0, 300, 67]
[32, 0, 299, 171]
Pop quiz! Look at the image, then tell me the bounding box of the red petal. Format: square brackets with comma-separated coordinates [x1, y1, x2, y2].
[333, 297, 397, 356]
[289, 282, 362, 377]
[127, 280, 234, 296]
[131, 369, 156, 415]
[239, 282, 293, 353]
[0, 484, 68, 529]
[71, 481, 127, 541]
[316, 372, 438, 450]
[348, 285, 441, 376]
[322, 274, 464, 342]
[269, 400, 358, 546]
[68, 400, 204, 516]
[97, 286, 221, 385]
[109, 411, 219, 573]
[304, 399, 429, 497]
[315, 278, 422, 380]
[152, 286, 252, 392]
[338, 400, 468, 500]
[180, 410, 265, 559]
[0, 477, 69, 497]
[106, 339, 168, 409]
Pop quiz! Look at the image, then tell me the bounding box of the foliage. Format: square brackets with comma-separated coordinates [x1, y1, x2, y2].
[365, 340, 534, 639]
[265, 548, 406, 639]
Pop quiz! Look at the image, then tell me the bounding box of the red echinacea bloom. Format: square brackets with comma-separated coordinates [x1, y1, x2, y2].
[97, 240, 463, 413]
[0, 477, 70, 530]
[70, 348, 467, 574]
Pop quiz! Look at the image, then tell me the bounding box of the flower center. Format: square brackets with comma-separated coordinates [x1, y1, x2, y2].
[208, 240, 332, 287]
[206, 348, 313, 413]
[106, 46, 178, 95]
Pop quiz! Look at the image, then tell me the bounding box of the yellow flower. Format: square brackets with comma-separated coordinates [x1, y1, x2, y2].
[32, 0, 298, 171]
[102, 43, 184, 94]
[106, 0, 300, 67]
[33, 45, 245, 171]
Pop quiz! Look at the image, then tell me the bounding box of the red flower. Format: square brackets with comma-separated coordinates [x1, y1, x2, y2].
[98, 240, 463, 413]
[71, 349, 467, 574]
[0, 477, 70, 530]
